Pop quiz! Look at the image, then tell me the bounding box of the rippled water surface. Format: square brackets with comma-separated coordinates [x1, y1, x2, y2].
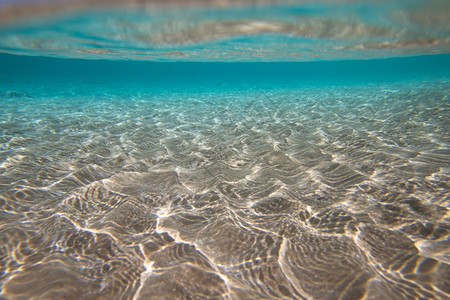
[0, 0, 449, 61]
[0, 1, 450, 299]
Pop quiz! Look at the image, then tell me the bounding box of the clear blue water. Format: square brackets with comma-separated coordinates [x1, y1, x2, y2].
[0, 1, 449, 299]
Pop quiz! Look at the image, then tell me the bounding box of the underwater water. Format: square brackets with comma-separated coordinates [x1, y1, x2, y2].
[0, 1, 449, 299]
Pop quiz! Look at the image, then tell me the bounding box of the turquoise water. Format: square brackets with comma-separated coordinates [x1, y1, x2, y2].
[1, 1, 449, 299]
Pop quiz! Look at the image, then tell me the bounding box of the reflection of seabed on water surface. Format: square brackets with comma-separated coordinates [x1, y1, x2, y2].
[0, 0, 449, 61]
[0, 79, 448, 298]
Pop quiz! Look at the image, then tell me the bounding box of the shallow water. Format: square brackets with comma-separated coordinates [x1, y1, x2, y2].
[0, 1, 450, 300]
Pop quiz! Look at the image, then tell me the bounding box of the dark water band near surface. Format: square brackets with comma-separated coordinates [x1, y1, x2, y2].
[0, 1, 449, 300]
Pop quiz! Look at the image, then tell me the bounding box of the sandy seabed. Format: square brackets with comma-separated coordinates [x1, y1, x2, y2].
[1, 81, 449, 299]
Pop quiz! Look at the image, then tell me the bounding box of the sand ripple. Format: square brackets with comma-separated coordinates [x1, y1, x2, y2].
[0, 82, 449, 299]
